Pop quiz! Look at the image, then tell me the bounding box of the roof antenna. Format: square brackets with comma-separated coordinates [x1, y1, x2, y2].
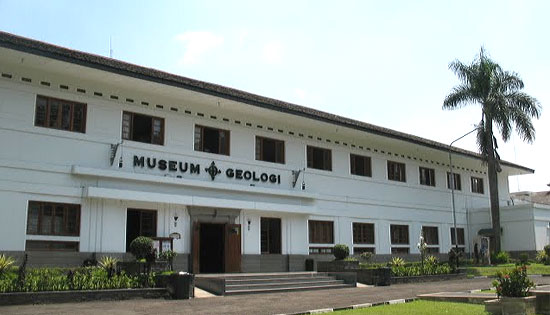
[109, 36, 113, 58]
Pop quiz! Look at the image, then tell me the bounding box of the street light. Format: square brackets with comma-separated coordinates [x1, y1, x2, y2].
[449, 127, 478, 270]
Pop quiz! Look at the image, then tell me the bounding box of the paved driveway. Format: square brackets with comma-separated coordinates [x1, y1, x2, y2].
[2, 277, 549, 315]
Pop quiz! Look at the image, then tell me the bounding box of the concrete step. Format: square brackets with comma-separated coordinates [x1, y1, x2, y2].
[225, 276, 335, 285]
[214, 272, 326, 280]
[224, 283, 354, 295]
[226, 279, 345, 291]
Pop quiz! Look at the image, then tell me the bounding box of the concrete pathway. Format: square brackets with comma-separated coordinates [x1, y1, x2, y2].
[2, 277, 550, 315]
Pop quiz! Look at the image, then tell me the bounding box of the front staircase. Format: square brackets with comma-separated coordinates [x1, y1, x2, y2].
[195, 272, 355, 295]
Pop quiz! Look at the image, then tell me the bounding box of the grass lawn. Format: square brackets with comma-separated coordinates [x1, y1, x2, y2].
[333, 300, 488, 314]
[464, 263, 550, 277]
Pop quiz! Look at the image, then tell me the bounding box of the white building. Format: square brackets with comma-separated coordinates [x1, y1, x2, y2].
[0, 32, 536, 272]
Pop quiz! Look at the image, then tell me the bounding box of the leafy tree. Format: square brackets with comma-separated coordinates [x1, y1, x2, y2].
[443, 48, 541, 253]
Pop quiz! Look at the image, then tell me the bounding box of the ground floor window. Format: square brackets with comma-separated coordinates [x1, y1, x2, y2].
[354, 247, 375, 254]
[126, 209, 157, 251]
[450, 227, 466, 250]
[422, 226, 439, 254]
[308, 220, 334, 244]
[27, 201, 80, 236]
[25, 240, 79, 252]
[309, 247, 333, 254]
[261, 217, 281, 254]
[390, 224, 409, 254]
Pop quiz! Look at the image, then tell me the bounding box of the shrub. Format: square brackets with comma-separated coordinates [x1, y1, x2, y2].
[129, 236, 154, 261]
[448, 248, 463, 270]
[98, 256, 119, 278]
[491, 251, 510, 264]
[0, 254, 15, 276]
[544, 245, 550, 257]
[391, 263, 452, 277]
[425, 255, 439, 266]
[493, 266, 534, 298]
[333, 244, 350, 260]
[359, 251, 373, 262]
[159, 250, 177, 271]
[389, 257, 405, 267]
[536, 250, 550, 265]
[518, 253, 529, 266]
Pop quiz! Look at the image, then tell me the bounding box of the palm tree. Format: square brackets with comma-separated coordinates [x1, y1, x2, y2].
[443, 48, 541, 253]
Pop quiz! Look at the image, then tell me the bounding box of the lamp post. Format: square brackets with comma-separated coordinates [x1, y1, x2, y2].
[449, 127, 478, 271]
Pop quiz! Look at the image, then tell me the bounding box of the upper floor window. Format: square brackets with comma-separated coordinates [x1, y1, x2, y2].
[122, 111, 164, 145]
[387, 161, 406, 182]
[309, 220, 334, 244]
[27, 201, 80, 237]
[471, 177, 484, 194]
[447, 172, 462, 190]
[350, 154, 372, 177]
[256, 136, 285, 164]
[307, 146, 332, 171]
[194, 125, 230, 155]
[419, 167, 435, 186]
[34, 95, 86, 133]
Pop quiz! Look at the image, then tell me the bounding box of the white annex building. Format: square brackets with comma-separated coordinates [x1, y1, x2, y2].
[0, 32, 545, 272]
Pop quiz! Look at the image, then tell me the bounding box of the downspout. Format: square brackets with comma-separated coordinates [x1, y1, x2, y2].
[531, 204, 537, 252]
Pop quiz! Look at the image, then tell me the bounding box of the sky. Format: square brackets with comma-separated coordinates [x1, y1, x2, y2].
[0, 0, 548, 192]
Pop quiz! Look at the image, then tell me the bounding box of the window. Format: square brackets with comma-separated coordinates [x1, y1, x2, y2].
[390, 224, 409, 245]
[26, 201, 80, 236]
[390, 224, 409, 254]
[261, 218, 281, 254]
[256, 136, 285, 164]
[450, 227, 465, 246]
[307, 146, 332, 171]
[471, 177, 484, 194]
[387, 161, 406, 182]
[126, 209, 158, 251]
[194, 125, 230, 155]
[353, 247, 375, 254]
[34, 95, 86, 133]
[447, 172, 462, 190]
[350, 154, 372, 177]
[422, 226, 439, 254]
[25, 240, 79, 252]
[309, 220, 334, 244]
[309, 247, 334, 254]
[353, 223, 375, 244]
[419, 167, 436, 186]
[122, 111, 164, 145]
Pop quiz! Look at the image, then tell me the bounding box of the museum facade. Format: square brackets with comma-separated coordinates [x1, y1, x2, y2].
[0, 32, 534, 272]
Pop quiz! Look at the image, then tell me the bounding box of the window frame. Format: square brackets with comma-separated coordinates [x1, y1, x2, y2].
[26, 201, 81, 237]
[387, 161, 406, 182]
[352, 222, 375, 244]
[34, 95, 87, 133]
[447, 172, 462, 190]
[422, 226, 440, 254]
[194, 124, 231, 156]
[261, 217, 282, 254]
[390, 224, 409, 245]
[471, 177, 484, 194]
[122, 111, 165, 145]
[350, 154, 372, 177]
[308, 220, 334, 244]
[306, 145, 332, 171]
[255, 136, 285, 164]
[419, 167, 436, 187]
[450, 227, 466, 246]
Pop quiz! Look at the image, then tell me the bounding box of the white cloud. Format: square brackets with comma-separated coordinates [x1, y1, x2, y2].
[262, 40, 284, 64]
[175, 31, 223, 66]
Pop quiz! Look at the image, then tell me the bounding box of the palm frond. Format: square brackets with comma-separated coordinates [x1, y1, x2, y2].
[443, 85, 477, 109]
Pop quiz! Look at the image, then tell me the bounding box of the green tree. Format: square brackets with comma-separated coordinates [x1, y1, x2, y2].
[443, 48, 541, 253]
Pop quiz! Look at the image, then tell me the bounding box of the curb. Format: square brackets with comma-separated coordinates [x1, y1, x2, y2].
[278, 298, 417, 315]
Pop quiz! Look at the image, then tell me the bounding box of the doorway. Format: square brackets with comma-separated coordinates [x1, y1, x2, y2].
[192, 222, 242, 274]
[126, 209, 157, 251]
[199, 223, 225, 273]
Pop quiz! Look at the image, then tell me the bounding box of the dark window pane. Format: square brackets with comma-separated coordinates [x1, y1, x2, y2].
[353, 223, 375, 244]
[353, 247, 375, 254]
[195, 125, 230, 155]
[391, 247, 410, 254]
[72, 104, 85, 132]
[447, 172, 462, 190]
[132, 113, 153, 143]
[256, 136, 285, 164]
[35, 96, 86, 133]
[26, 240, 78, 252]
[390, 224, 409, 244]
[307, 146, 332, 171]
[41, 204, 53, 234]
[350, 154, 372, 177]
[451, 227, 465, 245]
[309, 220, 334, 244]
[27, 203, 40, 234]
[122, 112, 132, 140]
[48, 99, 60, 128]
[67, 206, 79, 235]
[261, 218, 281, 254]
[422, 226, 439, 245]
[53, 205, 65, 234]
[420, 167, 435, 186]
[388, 161, 406, 182]
[61, 103, 71, 130]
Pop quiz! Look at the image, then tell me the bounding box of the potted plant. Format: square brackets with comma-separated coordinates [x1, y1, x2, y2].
[485, 266, 536, 315]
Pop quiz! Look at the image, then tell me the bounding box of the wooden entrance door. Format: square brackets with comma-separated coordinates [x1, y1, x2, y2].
[192, 222, 200, 274]
[224, 224, 242, 273]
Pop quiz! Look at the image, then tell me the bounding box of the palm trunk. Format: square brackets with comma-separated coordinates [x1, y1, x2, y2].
[486, 119, 501, 253]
